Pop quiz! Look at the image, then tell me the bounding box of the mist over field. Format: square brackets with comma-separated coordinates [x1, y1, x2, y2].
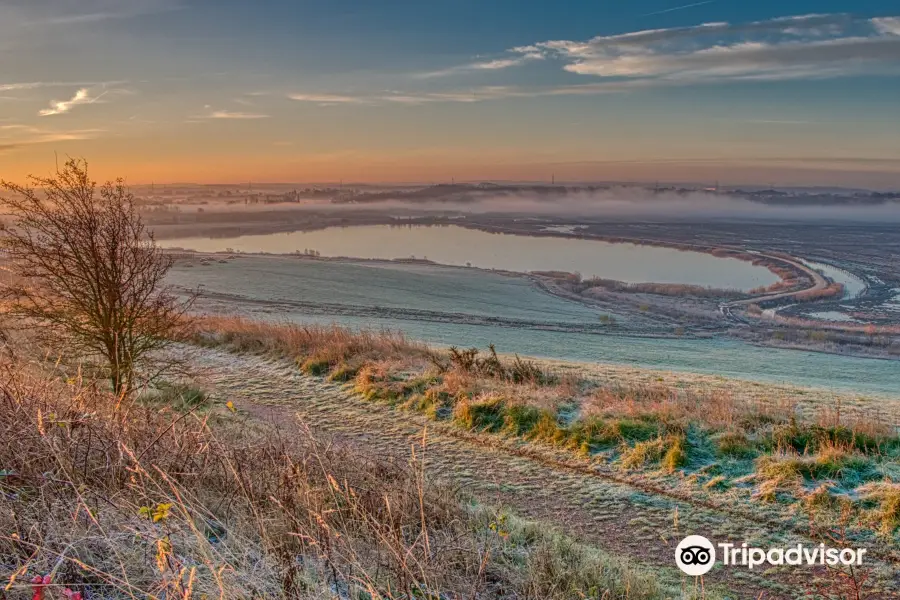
[329, 190, 900, 222]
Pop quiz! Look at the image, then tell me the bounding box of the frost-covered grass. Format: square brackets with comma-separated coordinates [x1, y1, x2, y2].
[0, 350, 673, 600]
[196, 318, 900, 542]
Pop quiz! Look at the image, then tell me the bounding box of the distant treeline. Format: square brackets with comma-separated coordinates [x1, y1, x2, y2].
[330, 182, 900, 207]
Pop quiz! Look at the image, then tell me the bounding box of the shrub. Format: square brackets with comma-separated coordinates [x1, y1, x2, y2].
[447, 345, 555, 385]
[448, 346, 480, 373]
[509, 354, 554, 384]
[1, 159, 194, 396]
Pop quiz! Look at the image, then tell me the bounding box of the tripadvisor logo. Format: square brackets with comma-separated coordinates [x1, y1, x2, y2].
[674, 535, 868, 575]
[675, 535, 716, 576]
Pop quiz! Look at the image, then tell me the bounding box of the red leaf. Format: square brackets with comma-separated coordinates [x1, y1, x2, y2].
[30, 574, 51, 600]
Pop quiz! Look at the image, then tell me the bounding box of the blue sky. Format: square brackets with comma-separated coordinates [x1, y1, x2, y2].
[1, 0, 899, 186]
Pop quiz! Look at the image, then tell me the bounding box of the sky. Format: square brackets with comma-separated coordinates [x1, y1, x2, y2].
[1, 0, 900, 187]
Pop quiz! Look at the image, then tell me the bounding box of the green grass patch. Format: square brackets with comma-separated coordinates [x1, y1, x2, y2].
[608, 418, 661, 443]
[300, 354, 332, 376]
[503, 405, 544, 436]
[858, 482, 900, 535]
[621, 434, 687, 472]
[149, 382, 210, 412]
[716, 431, 758, 459]
[327, 362, 360, 382]
[768, 423, 898, 455]
[454, 397, 506, 432]
[756, 449, 876, 488]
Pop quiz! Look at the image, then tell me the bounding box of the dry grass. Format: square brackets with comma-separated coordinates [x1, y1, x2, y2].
[193, 316, 433, 376]
[0, 349, 667, 599]
[857, 481, 900, 535]
[191, 318, 900, 540]
[583, 383, 794, 431]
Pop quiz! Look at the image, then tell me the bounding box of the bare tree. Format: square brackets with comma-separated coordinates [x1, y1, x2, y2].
[0, 159, 193, 396]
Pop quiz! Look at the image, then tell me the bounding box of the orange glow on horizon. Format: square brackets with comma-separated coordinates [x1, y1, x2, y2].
[4, 147, 900, 189]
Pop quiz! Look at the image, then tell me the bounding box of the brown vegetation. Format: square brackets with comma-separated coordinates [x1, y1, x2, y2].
[534, 272, 744, 299]
[794, 282, 845, 302]
[0, 160, 193, 395]
[193, 315, 432, 376]
[0, 348, 665, 599]
[196, 318, 900, 543]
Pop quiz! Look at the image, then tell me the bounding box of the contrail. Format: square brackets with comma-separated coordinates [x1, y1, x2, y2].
[642, 0, 716, 17]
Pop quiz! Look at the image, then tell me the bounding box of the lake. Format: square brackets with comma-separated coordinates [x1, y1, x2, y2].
[160, 224, 779, 291]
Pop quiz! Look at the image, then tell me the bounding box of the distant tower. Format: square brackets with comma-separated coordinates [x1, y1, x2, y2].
[551, 174, 555, 185]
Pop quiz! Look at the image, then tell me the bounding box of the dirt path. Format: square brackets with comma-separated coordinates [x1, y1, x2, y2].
[722, 253, 828, 310]
[181, 345, 898, 599]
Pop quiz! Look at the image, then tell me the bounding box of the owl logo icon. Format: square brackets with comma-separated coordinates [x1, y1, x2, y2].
[675, 535, 716, 576]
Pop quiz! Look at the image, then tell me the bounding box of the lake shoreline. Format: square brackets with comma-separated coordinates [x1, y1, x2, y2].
[150, 214, 802, 289]
[166, 250, 900, 369]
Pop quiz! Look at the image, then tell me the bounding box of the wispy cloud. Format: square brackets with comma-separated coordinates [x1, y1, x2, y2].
[419, 14, 900, 87]
[874, 17, 900, 36]
[510, 14, 900, 82]
[39, 88, 109, 116]
[418, 53, 543, 78]
[192, 108, 270, 120]
[0, 82, 48, 92]
[209, 110, 269, 119]
[288, 89, 508, 106]
[272, 13, 900, 110]
[287, 93, 370, 105]
[0, 123, 106, 145]
[286, 82, 652, 107]
[641, 1, 717, 18]
[0, 80, 129, 93]
[7, 0, 183, 28]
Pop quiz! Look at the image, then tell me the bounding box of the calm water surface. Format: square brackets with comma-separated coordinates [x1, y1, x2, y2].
[161, 225, 778, 291]
[800, 259, 867, 299]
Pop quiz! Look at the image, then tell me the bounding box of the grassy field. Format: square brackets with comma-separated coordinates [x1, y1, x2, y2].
[0, 342, 678, 599]
[4, 316, 899, 598]
[195, 317, 900, 542]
